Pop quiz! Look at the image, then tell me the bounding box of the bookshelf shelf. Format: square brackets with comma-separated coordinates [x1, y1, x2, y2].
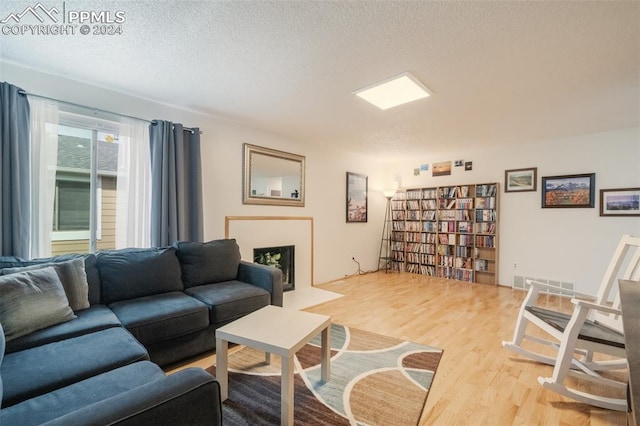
[391, 182, 499, 285]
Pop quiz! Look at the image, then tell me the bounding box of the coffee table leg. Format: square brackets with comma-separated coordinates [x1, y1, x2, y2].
[281, 355, 294, 426]
[321, 324, 331, 382]
[216, 338, 229, 401]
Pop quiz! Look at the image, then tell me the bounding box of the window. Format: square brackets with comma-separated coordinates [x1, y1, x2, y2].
[51, 118, 119, 255]
[54, 179, 90, 231]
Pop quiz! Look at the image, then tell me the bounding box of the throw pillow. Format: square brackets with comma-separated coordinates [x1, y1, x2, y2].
[1, 258, 90, 311]
[0, 267, 76, 341]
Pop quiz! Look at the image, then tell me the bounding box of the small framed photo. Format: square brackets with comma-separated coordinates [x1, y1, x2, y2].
[505, 167, 537, 192]
[600, 188, 640, 217]
[346, 172, 368, 223]
[542, 173, 595, 208]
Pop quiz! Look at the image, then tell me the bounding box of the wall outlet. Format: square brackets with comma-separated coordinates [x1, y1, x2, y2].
[513, 262, 518, 269]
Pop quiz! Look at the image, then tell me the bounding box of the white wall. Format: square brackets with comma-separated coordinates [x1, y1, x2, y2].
[3, 62, 638, 294]
[391, 128, 640, 294]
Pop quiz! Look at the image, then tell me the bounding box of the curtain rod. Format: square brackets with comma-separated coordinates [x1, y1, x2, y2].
[18, 90, 201, 134]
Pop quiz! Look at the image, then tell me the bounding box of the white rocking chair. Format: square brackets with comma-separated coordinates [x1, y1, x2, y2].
[502, 234, 640, 411]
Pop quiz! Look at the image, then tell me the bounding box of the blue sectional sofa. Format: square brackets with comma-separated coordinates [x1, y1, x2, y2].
[0, 239, 283, 425]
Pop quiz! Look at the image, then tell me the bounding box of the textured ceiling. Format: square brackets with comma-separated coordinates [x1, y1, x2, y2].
[1, 0, 639, 161]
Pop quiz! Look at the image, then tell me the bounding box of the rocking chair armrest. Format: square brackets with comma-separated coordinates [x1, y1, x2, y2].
[571, 298, 622, 316]
[525, 279, 596, 300]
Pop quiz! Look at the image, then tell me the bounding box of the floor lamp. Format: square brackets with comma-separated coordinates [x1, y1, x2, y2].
[378, 189, 396, 272]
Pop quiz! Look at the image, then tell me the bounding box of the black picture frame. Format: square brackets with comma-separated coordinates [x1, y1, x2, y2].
[600, 187, 640, 217]
[541, 173, 595, 208]
[346, 172, 368, 222]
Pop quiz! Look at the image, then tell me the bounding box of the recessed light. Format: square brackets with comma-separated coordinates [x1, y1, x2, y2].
[353, 72, 432, 110]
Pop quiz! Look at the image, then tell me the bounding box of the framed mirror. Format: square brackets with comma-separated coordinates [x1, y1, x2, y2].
[243, 143, 305, 206]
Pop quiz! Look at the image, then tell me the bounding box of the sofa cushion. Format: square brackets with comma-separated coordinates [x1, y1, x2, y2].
[0, 323, 5, 407]
[0, 361, 165, 425]
[185, 280, 270, 325]
[5, 304, 122, 354]
[1, 327, 149, 407]
[174, 239, 241, 288]
[1, 258, 89, 311]
[0, 254, 101, 306]
[0, 267, 76, 341]
[97, 247, 183, 304]
[108, 292, 209, 346]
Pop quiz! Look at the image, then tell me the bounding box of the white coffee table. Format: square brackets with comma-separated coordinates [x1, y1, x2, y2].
[215, 305, 331, 426]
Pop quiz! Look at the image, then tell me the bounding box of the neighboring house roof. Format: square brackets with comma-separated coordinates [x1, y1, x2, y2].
[57, 135, 119, 173]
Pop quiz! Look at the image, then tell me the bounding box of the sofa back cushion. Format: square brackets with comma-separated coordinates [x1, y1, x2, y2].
[175, 239, 241, 288]
[0, 254, 101, 306]
[0, 267, 76, 341]
[97, 247, 183, 304]
[0, 322, 5, 405]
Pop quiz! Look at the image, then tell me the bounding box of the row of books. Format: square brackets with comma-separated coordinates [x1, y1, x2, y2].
[474, 222, 496, 234]
[435, 266, 475, 282]
[438, 210, 472, 220]
[405, 232, 423, 243]
[423, 222, 437, 232]
[458, 234, 474, 246]
[439, 221, 456, 232]
[405, 243, 422, 253]
[392, 211, 405, 220]
[476, 184, 497, 197]
[439, 185, 472, 198]
[475, 259, 491, 271]
[438, 233, 456, 245]
[400, 196, 496, 211]
[475, 236, 496, 247]
[475, 197, 496, 209]
[406, 263, 436, 275]
[392, 244, 496, 259]
[393, 219, 495, 234]
[406, 200, 421, 210]
[476, 210, 497, 221]
[393, 184, 497, 200]
[422, 200, 437, 209]
[405, 221, 423, 231]
[392, 221, 405, 231]
[392, 234, 495, 253]
[422, 210, 436, 220]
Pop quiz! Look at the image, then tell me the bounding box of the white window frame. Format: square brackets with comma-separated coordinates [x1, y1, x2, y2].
[52, 111, 118, 250]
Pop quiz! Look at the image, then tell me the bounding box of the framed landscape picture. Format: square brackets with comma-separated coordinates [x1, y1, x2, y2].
[600, 188, 640, 217]
[346, 172, 368, 223]
[542, 173, 595, 208]
[505, 167, 537, 192]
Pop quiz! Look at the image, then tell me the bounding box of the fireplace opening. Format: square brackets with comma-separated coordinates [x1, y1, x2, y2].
[253, 245, 295, 292]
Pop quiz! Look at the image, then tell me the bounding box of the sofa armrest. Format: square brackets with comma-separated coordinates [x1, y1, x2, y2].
[237, 261, 284, 307]
[40, 368, 222, 426]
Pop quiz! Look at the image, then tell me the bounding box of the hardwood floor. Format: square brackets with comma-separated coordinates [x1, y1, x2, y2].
[172, 272, 627, 425]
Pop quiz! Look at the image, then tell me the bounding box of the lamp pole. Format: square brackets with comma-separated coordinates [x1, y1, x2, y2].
[378, 190, 396, 272]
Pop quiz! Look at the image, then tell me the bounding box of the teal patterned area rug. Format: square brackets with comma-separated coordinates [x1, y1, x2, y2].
[208, 324, 443, 425]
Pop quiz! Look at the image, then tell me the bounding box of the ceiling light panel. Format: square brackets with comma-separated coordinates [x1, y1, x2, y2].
[353, 72, 432, 110]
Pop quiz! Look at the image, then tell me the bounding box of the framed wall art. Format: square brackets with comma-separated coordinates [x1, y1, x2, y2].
[541, 173, 595, 208]
[600, 188, 640, 217]
[346, 172, 368, 223]
[504, 167, 537, 192]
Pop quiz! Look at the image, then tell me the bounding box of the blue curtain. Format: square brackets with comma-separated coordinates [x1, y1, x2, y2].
[0, 82, 31, 257]
[149, 120, 203, 246]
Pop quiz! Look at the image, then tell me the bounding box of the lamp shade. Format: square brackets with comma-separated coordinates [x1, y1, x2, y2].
[382, 189, 396, 199]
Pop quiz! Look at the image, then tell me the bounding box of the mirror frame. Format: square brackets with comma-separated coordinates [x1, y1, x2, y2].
[243, 143, 306, 207]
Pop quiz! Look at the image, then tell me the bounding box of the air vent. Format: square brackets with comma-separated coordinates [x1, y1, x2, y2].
[512, 275, 575, 296]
